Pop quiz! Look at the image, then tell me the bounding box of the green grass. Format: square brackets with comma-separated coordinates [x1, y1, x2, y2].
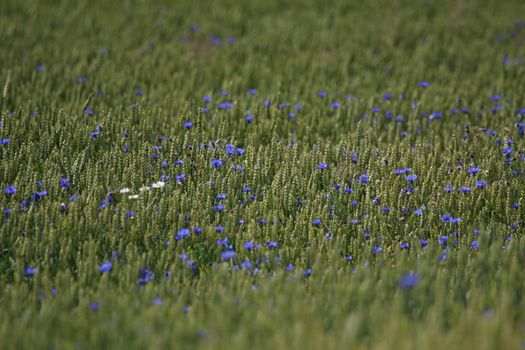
[1, 0, 525, 349]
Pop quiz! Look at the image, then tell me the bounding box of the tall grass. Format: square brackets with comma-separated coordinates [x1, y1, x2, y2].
[1, 0, 524, 349]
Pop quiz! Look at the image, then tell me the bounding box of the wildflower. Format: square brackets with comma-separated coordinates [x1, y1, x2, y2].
[128, 194, 140, 200]
[203, 95, 212, 103]
[372, 246, 382, 254]
[245, 115, 254, 123]
[438, 236, 448, 246]
[266, 241, 278, 249]
[152, 297, 163, 305]
[459, 186, 471, 193]
[211, 158, 223, 168]
[119, 188, 131, 194]
[419, 81, 429, 88]
[503, 147, 513, 156]
[183, 121, 193, 129]
[400, 242, 410, 249]
[176, 228, 191, 240]
[331, 102, 341, 109]
[99, 261, 112, 273]
[405, 174, 418, 182]
[151, 181, 165, 189]
[303, 268, 313, 277]
[90, 302, 99, 312]
[3, 185, 17, 196]
[25, 266, 37, 277]
[247, 89, 256, 95]
[398, 272, 420, 290]
[312, 218, 322, 226]
[317, 91, 327, 98]
[0, 138, 10, 145]
[470, 240, 479, 250]
[220, 251, 236, 261]
[316, 163, 328, 170]
[476, 180, 487, 188]
[444, 184, 455, 192]
[393, 167, 411, 175]
[126, 211, 136, 219]
[84, 108, 94, 116]
[467, 166, 479, 175]
[138, 268, 155, 284]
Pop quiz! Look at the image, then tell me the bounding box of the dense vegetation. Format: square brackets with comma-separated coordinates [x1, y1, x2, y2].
[1, 0, 524, 348]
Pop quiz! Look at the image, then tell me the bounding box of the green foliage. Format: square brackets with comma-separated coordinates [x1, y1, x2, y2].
[0, 0, 524, 349]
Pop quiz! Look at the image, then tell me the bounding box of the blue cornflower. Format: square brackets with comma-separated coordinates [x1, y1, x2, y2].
[438, 236, 448, 246]
[372, 197, 380, 205]
[220, 251, 236, 261]
[400, 242, 410, 249]
[138, 268, 155, 284]
[312, 218, 321, 226]
[84, 108, 94, 116]
[303, 268, 313, 277]
[503, 147, 513, 156]
[245, 115, 254, 123]
[419, 81, 429, 88]
[414, 208, 422, 216]
[331, 102, 341, 109]
[359, 173, 369, 185]
[126, 211, 136, 218]
[317, 91, 327, 98]
[99, 261, 112, 273]
[445, 184, 455, 192]
[135, 89, 144, 96]
[470, 240, 479, 250]
[203, 95, 212, 103]
[193, 227, 202, 234]
[176, 228, 191, 240]
[90, 302, 99, 312]
[393, 167, 411, 175]
[405, 174, 417, 182]
[216, 237, 229, 248]
[241, 260, 252, 270]
[0, 138, 10, 145]
[316, 163, 328, 170]
[459, 186, 471, 193]
[175, 173, 185, 182]
[216, 193, 226, 200]
[247, 89, 256, 95]
[3, 185, 16, 196]
[467, 166, 479, 175]
[212, 203, 224, 212]
[217, 101, 233, 110]
[398, 272, 420, 290]
[25, 266, 37, 277]
[476, 180, 487, 189]
[36, 65, 45, 72]
[266, 241, 278, 249]
[211, 158, 223, 168]
[183, 121, 193, 129]
[372, 246, 382, 255]
[152, 297, 163, 305]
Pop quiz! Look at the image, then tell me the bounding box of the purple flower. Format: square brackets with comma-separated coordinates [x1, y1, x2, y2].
[90, 302, 99, 312]
[312, 218, 321, 226]
[25, 266, 37, 277]
[99, 261, 112, 273]
[176, 228, 191, 240]
[316, 163, 328, 170]
[330, 102, 341, 109]
[183, 121, 193, 129]
[317, 91, 327, 98]
[266, 241, 278, 249]
[467, 166, 479, 175]
[419, 81, 429, 88]
[220, 251, 236, 261]
[476, 180, 487, 189]
[470, 240, 479, 250]
[247, 89, 256, 95]
[372, 246, 382, 255]
[405, 174, 417, 182]
[303, 268, 313, 277]
[3, 185, 16, 196]
[138, 268, 155, 284]
[211, 158, 223, 168]
[399, 272, 420, 290]
[0, 138, 11, 145]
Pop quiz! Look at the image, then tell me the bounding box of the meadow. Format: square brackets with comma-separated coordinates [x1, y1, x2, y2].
[1, 0, 525, 349]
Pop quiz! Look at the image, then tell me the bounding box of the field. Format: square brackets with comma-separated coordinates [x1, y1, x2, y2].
[1, 0, 525, 349]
